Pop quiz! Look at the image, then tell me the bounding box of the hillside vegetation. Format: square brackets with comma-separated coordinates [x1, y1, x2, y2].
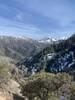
[16, 34, 75, 78]
[21, 72, 75, 100]
[0, 35, 75, 100]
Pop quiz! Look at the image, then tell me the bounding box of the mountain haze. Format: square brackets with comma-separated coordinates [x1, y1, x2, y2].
[0, 36, 49, 63]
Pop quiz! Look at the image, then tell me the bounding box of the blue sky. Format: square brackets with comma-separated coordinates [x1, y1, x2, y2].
[0, 0, 75, 39]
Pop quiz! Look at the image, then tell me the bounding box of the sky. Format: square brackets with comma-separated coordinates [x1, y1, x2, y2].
[0, 0, 75, 39]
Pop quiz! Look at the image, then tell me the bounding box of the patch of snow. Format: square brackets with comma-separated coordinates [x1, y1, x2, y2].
[38, 37, 57, 44]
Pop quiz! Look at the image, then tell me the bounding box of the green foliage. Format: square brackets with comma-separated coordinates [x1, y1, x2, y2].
[69, 83, 75, 100]
[21, 72, 71, 100]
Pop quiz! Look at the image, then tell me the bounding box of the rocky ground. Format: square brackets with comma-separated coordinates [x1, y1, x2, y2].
[0, 79, 24, 100]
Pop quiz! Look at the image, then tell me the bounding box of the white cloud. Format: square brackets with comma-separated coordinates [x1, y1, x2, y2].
[0, 17, 46, 39]
[15, 12, 24, 21]
[0, 0, 75, 39]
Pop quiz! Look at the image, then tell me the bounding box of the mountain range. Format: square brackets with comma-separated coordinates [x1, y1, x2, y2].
[0, 35, 75, 78]
[16, 34, 75, 79]
[0, 34, 75, 100]
[0, 36, 50, 63]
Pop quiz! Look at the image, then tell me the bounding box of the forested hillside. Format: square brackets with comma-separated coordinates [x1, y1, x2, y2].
[16, 34, 75, 78]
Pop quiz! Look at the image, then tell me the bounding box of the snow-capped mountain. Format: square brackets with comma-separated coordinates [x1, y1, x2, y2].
[16, 34, 75, 77]
[38, 37, 57, 44]
[38, 36, 68, 44]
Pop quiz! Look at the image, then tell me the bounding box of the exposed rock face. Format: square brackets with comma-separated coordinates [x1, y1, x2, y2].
[0, 79, 24, 100]
[0, 90, 13, 100]
[0, 90, 24, 100]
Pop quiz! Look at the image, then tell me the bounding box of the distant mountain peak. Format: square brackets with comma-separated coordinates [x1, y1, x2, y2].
[38, 37, 57, 44]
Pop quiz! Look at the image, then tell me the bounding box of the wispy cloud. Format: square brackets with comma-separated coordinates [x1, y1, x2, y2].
[0, 0, 75, 39]
[15, 12, 24, 21]
[0, 17, 46, 39]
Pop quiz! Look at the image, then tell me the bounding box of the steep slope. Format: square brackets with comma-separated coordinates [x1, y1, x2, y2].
[0, 36, 48, 63]
[16, 34, 75, 77]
